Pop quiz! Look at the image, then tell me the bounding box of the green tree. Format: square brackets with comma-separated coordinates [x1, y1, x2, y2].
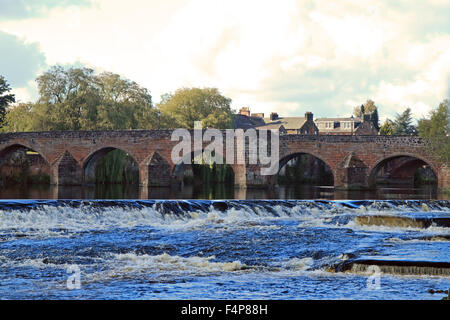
[4, 65, 156, 132]
[417, 99, 449, 164]
[3, 103, 34, 132]
[95, 72, 155, 129]
[158, 87, 233, 129]
[379, 118, 394, 135]
[393, 107, 417, 135]
[0, 75, 16, 128]
[35, 66, 100, 130]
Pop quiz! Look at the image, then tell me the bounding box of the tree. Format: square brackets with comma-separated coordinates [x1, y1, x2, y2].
[0, 75, 16, 128]
[353, 99, 377, 117]
[95, 72, 154, 130]
[2, 103, 34, 132]
[370, 108, 380, 131]
[3, 65, 157, 132]
[417, 99, 449, 164]
[392, 107, 417, 135]
[354, 99, 379, 130]
[35, 66, 100, 130]
[379, 119, 394, 135]
[157, 87, 233, 129]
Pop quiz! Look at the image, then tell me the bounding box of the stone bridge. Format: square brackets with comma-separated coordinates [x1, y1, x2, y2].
[0, 130, 448, 190]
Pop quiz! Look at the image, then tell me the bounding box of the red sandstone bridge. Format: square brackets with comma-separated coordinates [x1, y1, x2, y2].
[0, 130, 448, 190]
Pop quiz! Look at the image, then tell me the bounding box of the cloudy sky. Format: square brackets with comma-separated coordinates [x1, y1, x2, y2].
[1, 0, 449, 122]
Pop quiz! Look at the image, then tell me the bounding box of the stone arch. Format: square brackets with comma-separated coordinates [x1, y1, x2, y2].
[0, 143, 51, 186]
[82, 146, 139, 185]
[276, 151, 334, 185]
[368, 153, 438, 187]
[0, 143, 50, 166]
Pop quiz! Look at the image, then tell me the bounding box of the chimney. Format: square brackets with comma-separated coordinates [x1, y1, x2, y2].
[305, 112, 313, 121]
[270, 112, 279, 120]
[251, 113, 264, 118]
[239, 107, 250, 117]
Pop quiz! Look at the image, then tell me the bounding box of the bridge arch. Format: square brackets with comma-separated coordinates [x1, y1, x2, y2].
[82, 146, 140, 185]
[369, 153, 438, 187]
[276, 152, 334, 185]
[0, 143, 50, 165]
[0, 143, 51, 186]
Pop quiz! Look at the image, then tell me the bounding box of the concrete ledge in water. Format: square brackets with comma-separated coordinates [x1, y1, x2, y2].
[354, 215, 450, 229]
[418, 235, 450, 241]
[335, 259, 450, 276]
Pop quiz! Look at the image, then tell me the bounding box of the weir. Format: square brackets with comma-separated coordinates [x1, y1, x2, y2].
[354, 215, 450, 228]
[0, 199, 449, 289]
[336, 259, 450, 277]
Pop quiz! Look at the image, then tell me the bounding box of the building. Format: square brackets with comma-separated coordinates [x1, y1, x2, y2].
[234, 108, 318, 135]
[257, 112, 318, 135]
[315, 116, 360, 135]
[315, 114, 378, 135]
[234, 107, 378, 135]
[233, 107, 266, 130]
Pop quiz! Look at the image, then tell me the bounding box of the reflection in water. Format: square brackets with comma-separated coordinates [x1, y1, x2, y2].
[0, 183, 446, 200]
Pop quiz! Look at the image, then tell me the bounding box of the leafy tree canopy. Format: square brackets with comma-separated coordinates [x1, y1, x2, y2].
[2, 66, 156, 132]
[3, 67, 235, 132]
[157, 87, 233, 129]
[0, 75, 16, 128]
[392, 107, 417, 135]
[353, 99, 379, 130]
[353, 99, 377, 117]
[417, 99, 449, 164]
[379, 119, 394, 135]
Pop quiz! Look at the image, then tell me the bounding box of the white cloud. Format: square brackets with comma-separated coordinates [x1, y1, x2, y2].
[10, 80, 38, 104]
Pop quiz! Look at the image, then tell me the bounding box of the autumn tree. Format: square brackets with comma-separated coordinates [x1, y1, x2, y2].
[354, 99, 379, 130]
[354, 99, 377, 117]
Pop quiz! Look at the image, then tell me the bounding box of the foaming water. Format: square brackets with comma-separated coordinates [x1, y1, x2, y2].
[0, 199, 449, 299]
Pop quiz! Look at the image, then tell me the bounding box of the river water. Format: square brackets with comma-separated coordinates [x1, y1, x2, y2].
[0, 183, 445, 200]
[0, 184, 449, 300]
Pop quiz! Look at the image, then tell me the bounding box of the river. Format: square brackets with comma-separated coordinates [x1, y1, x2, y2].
[0, 183, 446, 200]
[0, 184, 448, 300]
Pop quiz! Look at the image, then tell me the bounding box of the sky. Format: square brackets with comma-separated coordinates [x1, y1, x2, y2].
[0, 0, 449, 122]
